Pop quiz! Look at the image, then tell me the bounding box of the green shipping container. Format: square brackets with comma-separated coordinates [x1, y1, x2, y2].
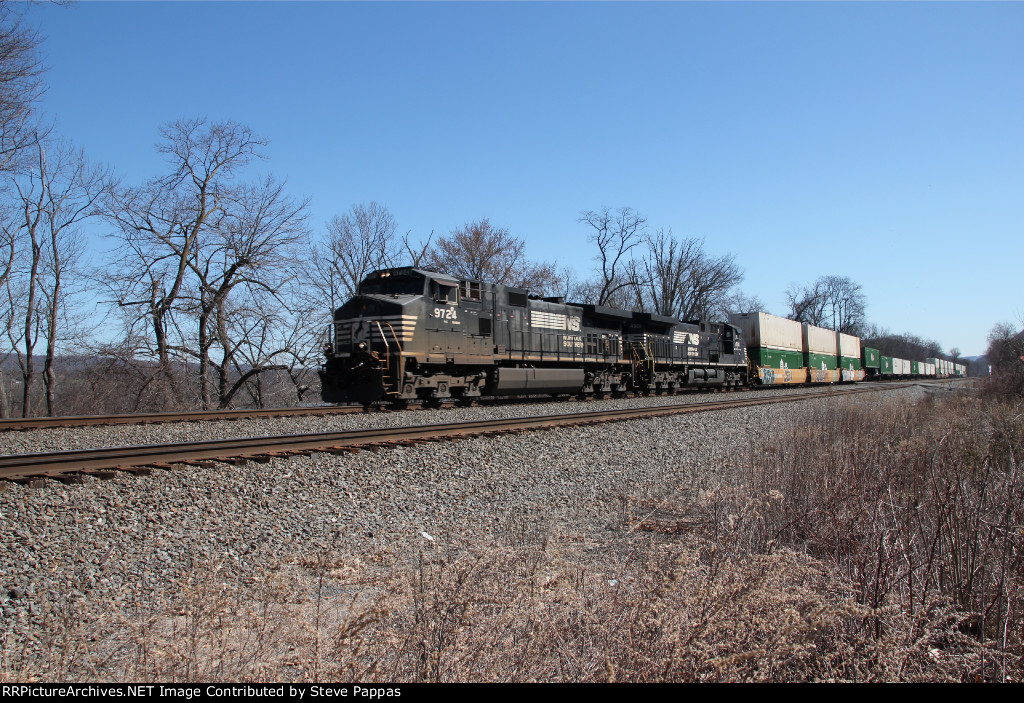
[840, 355, 862, 370]
[911, 361, 920, 375]
[881, 356, 894, 374]
[805, 351, 838, 371]
[862, 347, 880, 369]
[750, 347, 805, 370]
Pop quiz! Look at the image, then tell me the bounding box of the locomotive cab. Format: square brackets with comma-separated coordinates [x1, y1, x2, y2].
[320, 268, 428, 404]
[320, 267, 497, 405]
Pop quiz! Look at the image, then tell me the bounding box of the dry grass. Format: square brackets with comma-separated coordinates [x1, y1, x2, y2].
[4, 390, 1022, 682]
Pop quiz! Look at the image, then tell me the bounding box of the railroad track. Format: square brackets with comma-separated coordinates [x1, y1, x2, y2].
[0, 378, 965, 432]
[0, 382, 914, 485]
[0, 404, 366, 432]
[0, 391, 718, 431]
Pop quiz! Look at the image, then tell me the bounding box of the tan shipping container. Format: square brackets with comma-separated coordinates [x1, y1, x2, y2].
[802, 323, 838, 355]
[836, 331, 861, 359]
[728, 312, 802, 351]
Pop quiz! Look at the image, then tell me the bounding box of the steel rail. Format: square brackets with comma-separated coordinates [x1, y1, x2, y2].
[0, 377, 958, 432]
[0, 383, 911, 483]
[0, 404, 364, 432]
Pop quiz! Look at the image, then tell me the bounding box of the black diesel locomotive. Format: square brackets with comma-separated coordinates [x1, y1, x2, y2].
[320, 267, 748, 406]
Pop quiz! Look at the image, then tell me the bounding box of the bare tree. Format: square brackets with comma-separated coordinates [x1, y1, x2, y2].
[2, 134, 112, 416]
[785, 279, 829, 327]
[578, 206, 646, 306]
[861, 325, 943, 361]
[786, 275, 866, 333]
[190, 175, 309, 408]
[401, 229, 433, 268]
[104, 119, 267, 404]
[987, 322, 1024, 367]
[985, 320, 1024, 395]
[821, 275, 866, 333]
[719, 289, 766, 319]
[635, 229, 744, 321]
[0, 4, 45, 417]
[321, 201, 401, 299]
[0, 5, 44, 174]
[547, 264, 588, 303]
[425, 218, 557, 290]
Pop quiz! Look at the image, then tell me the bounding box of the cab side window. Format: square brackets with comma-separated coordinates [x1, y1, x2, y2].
[434, 282, 458, 304]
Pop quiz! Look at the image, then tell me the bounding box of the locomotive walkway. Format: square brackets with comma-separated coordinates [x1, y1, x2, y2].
[0, 382, 916, 485]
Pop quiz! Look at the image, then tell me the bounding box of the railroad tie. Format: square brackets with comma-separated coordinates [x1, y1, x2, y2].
[326, 446, 360, 455]
[54, 474, 86, 485]
[118, 467, 152, 477]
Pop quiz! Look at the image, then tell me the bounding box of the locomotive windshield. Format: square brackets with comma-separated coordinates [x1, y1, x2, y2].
[357, 271, 427, 296]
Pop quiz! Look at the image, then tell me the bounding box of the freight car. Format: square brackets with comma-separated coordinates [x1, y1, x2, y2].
[728, 312, 866, 385]
[727, 310, 963, 386]
[319, 267, 749, 405]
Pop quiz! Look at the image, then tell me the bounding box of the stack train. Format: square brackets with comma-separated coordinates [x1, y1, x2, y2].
[319, 267, 966, 406]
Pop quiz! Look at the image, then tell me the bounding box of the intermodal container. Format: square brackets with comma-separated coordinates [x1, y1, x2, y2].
[862, 347, 880, 370]
[837, 332, 862, 366]
[728, 312, 805, 370]
[802, 324, 838, 370]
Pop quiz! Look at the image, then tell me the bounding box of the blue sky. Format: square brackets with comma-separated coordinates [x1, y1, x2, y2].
[26, 1, 1024, 356]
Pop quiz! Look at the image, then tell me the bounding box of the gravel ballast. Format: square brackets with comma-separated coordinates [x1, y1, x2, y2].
[0, 384, 929, 674]
[0, 384, 916, 455]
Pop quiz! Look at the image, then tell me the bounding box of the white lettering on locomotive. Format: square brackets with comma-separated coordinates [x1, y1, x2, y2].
[563, 334, 583, 350]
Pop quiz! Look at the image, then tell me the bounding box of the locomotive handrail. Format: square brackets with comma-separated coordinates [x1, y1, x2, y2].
[375, 319, 390, 356]
[376, 320, 404, 394]
[382, 321, 403, 353]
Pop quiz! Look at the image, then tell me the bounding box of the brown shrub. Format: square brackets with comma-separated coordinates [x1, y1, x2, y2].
[6, 391, 1021, 682]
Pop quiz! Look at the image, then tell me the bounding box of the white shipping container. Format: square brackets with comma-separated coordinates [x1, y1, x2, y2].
[802, 323, 838, 355]
[836, 332, 861, 359]
[893, 358, 905, 375]
[728, 312, 802, 351]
